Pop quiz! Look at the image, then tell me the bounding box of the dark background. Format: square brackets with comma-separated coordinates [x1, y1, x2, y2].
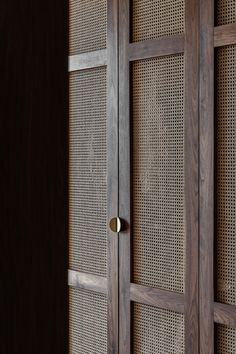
[0, 1, 68, 353]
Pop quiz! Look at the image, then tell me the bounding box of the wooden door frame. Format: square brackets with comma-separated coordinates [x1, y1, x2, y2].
[68, 1, 119, 353]
[200, 1, 236, 353]
[118, 0, 199, 352]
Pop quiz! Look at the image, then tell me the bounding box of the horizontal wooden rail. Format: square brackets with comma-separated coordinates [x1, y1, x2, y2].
[69, 49, 107, 72]
[129, 34, 185, 61]
[214, 24, 236, 47]
[68, 26, 236, 70]
[130, 283, 185, 314]
[214, 302, 236, 327]
[68, 269, 107, 294]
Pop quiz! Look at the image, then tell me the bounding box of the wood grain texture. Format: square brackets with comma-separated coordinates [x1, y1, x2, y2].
[184, 0, 199, 352]
[69, 49, 107, 72]
[119, 0, 131, 353]
[214, 302, 236, 327]
[199, 0, 214, 353]
[68, 270, 107, 294]
[130, 284, 185, 314]
[214, 24, 236, 47]
[107, 0, 119, 353]
[0, 0, 68, 353]
[129, 34, 185, 61]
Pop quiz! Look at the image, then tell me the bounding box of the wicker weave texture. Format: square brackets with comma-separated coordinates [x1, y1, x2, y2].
[216, 325, 236, 354]
[69, 67, 107, 277]
[216, 0, 236, 26]
[131, 55, 185, 293]
[69, 288, 107, 354]
[131, 0, 184, 42]
[132, 303, 185, 353]
[216, 46, 236, 305]
[69, 0, 107, 55]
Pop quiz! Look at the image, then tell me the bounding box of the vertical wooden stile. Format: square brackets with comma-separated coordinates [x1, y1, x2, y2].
[184, 0, 200, 352]
[199, 0, 215, 352]
[107, 0, 119, 352]
[118, 0, 131, 353]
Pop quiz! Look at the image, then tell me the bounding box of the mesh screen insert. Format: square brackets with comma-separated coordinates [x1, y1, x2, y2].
[69, 288, 107, 354]
[69, 67, 107, 277]
[216, 45, 236, 305]
[216, 324, 236, 353]
[69, 0, 107, 55]
[131, 0, 184, 43]
[132, 303, 184, 353]
[131, 55, 185, 292]
[216, 0, 236, 26]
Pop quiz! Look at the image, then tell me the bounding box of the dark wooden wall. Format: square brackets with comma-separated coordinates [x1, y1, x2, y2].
[0, 1, 68, 353]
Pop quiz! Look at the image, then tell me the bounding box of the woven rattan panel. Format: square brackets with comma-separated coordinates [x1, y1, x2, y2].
[69, 288, 107, 354]
[216, 325, 236, 353]
[132, 303, 184, 353]
[69, 0, 107, 55]
[131, 55, 184, 292]
[216, 0, 236, 26]
[131, 0, 184, 43]
[216, 46, 236, 305]
[69, 67, 107, 277]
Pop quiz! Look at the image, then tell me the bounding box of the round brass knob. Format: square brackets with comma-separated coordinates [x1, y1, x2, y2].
[109, 217, 121, 233]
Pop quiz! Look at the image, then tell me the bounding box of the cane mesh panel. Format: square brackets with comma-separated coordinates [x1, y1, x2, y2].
[216, 46, 236, 305]
[69, 67, 107, 277]
[131, 55, 184, 292]
[69, 288, 107, 354]
[216, 325, 236, 353]
[69, 0, 107, 55]
[131, 0, 184, 43]
[132, 303, 184, 353]
[216, 0, 236, 26]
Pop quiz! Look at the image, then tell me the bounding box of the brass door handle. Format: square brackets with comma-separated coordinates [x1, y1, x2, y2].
[109, 217, 121, 233]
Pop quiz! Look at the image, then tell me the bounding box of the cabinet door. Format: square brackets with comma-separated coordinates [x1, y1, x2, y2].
[200, 0, 236, 353]
[68, 0, 119, 353]
[118, 0, 199, 353]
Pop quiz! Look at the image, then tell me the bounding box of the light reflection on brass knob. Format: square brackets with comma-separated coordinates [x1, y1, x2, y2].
[109, 217, 121, 233]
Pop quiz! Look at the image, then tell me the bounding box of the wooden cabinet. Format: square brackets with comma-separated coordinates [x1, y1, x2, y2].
[68, 1, 236, 353]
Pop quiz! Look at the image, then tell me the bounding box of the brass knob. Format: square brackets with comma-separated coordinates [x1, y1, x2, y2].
[109, 217, 121, 233]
